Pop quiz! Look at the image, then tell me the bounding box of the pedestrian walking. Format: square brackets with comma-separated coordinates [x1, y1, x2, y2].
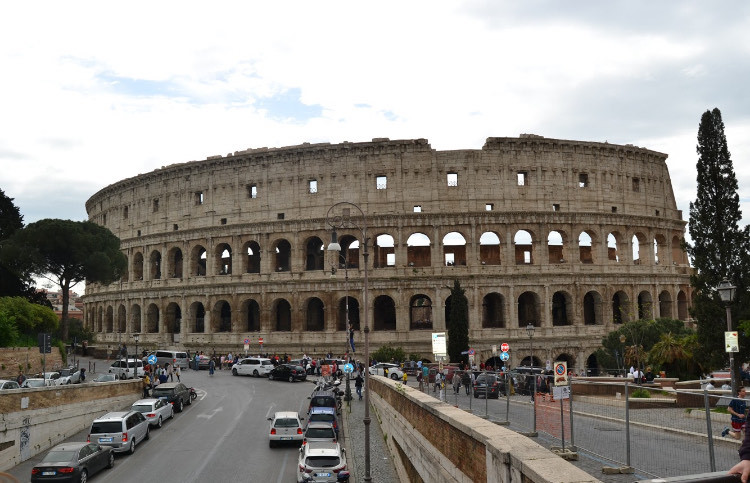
[355, 373, 364, 400]
[417, 371, 424, 391]
[175, 365, 181, 382]
[209, 358, 215, 376]
[452, 372, 461, 394]
[402, 372, 408, 385]
[723, 387, 748, 439]
[142, 373, 151, 398]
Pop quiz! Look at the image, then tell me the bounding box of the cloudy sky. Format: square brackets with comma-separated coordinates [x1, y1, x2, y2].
[1, 1, 749, 230]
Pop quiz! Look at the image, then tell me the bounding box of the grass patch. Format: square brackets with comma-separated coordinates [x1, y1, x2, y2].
[631, 388, 651, 398]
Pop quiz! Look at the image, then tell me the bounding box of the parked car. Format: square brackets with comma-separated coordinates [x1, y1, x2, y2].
[297, 441, 347, 482]
[91, 373, 117, 383]
[307, 407, 339, 437]
[369, 362, 403, 380]
[308, 390, 338, 415]
[473, 373, 504, 399]
[197, 355, 212, 370]
[232, 357, 274, 377]
[108, 359, 144, 380]
[268, 411, 304, 447]
[0, 379, 20, 390]
[37, 371, 61, 384]
[56, 367, 82, 385]
[131, 398, 175, 428]
[151, 382, 192, 412]
[142, 350, 190, 369]
[269, 364, 307, 382]
[87, 411, 150, 454]
[22, 378, 53, 388]
[31, 442, 114, 483]
[303, 422, 337, 445]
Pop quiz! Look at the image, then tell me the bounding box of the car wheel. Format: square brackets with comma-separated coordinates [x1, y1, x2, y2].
[391, 373, 399, 380]
[269, 374, 274, 381]
[106, 452, 115, 468]
[128, 439, 136, 454]
[269, 440, 276, 448]
[176, 400, 183, 412]
[232, 368, 238, 376]
[288, 375, 294, 383]
[474, 393, 478, 398]
[79, 468, 88, 483]
[253, 369, 259, 377]
[145, 426, 150, 440]
[157, 416, 163, 428]
[186, 394, 192, 405]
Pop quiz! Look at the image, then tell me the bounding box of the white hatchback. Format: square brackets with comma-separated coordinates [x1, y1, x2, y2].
[297, 441, 348, 482]
[268, 411, 304, 447]
[232, 357, 274, 377]
[368, 362, 404, 380]
[131, 398, 174, 428]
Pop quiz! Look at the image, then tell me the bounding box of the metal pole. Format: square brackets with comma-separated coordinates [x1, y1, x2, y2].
[625, 381, 631, 468]
[363, 224, 372, 482]
[705, 388, 716, 471]
[727, 305, 736, 396]
[343, 256, 352, 403]
[568, 378, 576, 451]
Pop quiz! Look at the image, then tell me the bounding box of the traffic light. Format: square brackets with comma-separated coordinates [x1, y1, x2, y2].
[38, 333, 51, 354]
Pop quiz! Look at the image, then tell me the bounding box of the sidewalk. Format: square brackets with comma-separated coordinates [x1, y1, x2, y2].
[340, 381, 399, 482]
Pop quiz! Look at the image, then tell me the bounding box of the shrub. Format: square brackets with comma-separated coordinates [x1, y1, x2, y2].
[631, 388, 651, 398]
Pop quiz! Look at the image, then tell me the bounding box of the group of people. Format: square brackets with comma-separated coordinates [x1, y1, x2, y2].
[142, 362, 180, 397]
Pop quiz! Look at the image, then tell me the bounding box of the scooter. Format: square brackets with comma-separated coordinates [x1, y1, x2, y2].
[189, 387, 198, 401]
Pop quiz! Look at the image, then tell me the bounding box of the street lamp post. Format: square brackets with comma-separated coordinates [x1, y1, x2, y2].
[325, 202, 371, 482]
[619, 334, 627, 377]
[330, 251, 353, 403]
[526, 323, 537, 435]
[133, 334, 140, 376]
[718, 279, 737, 396]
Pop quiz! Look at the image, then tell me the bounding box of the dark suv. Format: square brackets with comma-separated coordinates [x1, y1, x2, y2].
[151, 382, 192, 412]
[269, 364, 307, 382]
[473, 373, 504, 399]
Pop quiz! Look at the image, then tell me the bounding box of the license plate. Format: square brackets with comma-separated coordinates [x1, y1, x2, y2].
[317, 473, 331, 477]
[280, 437, 292, 440]
[99, 437, 113, 442]
[42, 471, 56, 476]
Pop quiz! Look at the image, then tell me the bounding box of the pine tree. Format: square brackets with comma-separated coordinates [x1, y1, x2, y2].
[447, 280, 469, 366]
[686, 108, 750, 388]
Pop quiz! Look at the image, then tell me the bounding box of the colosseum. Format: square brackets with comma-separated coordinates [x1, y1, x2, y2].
[83, 134, 692, 374]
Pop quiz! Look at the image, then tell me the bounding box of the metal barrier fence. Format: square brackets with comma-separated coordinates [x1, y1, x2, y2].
[409, 369, 744, 480]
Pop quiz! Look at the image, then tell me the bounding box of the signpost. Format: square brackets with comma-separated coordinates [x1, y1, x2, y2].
[244, 338, 250, 356]
[259, 337, 264, 353]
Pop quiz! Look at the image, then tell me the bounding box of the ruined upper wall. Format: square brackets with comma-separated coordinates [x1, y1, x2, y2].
[85, 135, 680, 240]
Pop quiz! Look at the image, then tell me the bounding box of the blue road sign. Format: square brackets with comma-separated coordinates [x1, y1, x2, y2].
[499, 352, 509, 361]
[344, 363, 354, 373]
[147, 355, 157, 365]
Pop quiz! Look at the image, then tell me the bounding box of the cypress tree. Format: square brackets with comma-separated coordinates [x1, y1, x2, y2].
[447, 279, 469, 366]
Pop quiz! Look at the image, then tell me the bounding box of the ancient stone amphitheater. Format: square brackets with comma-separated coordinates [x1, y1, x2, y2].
[84, 135, 692, 374]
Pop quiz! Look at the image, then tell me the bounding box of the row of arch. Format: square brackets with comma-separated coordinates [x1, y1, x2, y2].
[125, 229, 687, 281]
[88, 287, 690, 334]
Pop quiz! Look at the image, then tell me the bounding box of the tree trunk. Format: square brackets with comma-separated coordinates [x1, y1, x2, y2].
[61, 279, 70, 342]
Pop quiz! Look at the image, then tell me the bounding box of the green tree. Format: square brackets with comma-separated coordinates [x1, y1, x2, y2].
[446, 280, 469, 367]
[371, 344, 406, 363]
[686, 108, 750, 388]
[600, 319, 694, 373]
[0, 219, 127, 341]
[0, 296, 58, 345]
[647, 332, 701, 380]
[0, 188, 30, 299]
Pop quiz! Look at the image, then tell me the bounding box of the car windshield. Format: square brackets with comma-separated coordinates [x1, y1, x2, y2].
[309, 414, 335, 423]
[132, 404, 152, 413]
[274, 418, 299, 428]
[306, 428, 335, 438]
[305, 456, 340, 468]
[310, 396, 334, 407]
[41, 450, 75, 463]
[152, 388, 174, 397]
[90, 422, 122, 434]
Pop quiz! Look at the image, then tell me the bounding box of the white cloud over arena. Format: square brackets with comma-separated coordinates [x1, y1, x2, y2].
[1, 1, 749, 235]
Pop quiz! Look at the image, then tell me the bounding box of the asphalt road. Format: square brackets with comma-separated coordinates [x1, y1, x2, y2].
[6, 366, 315, 483]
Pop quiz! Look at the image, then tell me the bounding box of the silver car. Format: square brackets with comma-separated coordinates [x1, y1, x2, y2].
[131, 398, 174, 428]
[88, 411, 150, 454]
[297, 441, 348, 482]
[56, 367, 82, 385]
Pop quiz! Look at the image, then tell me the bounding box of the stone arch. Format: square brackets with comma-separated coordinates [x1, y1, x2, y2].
[337, 235, 360, 269]
[482, 292, 506, 328]
[638, 290, 653, 320]
[130, 304, 141, 333]
[658, 290, 673, 318]
[337, 296, 360, 331]
[607, 232, 622, 262]
[146, 303, 159, 333]
[517, 291, 541, 327]
[190, 245, 207, 276]
[105, 306, 114, 333]
[672, 235, 685, 265]
[273, 299, 292, 331]
[188, 302, 205, 333]
[117, 305, 127, 333]
[442, 231, 466, 266]
[551, 291, 573, 326]
[677, 290, 688, 320]
[479, 231, 501, 265]
[165, 302, 181, 334]
[373, 233, 395, 268]
[555, 352, 576, 369]
[149, 249, 162, 279]
[240, 299, 261, 332]
[215, 243, 232, 275]
[654, 234, 668, 265]
[167, 247, 183, 278]
[305, 297, 325, 331]
[632, 232, 648, 265]
[612, 291, 630, 324]
[243, 241, 261, 273]
[373, 295, 396, 331]
[410, 294, 433, 330]
[547, 230, 567, 264]
[274, 240, 291, 272]
[212, 300, 232, 332]
[586, 353, 600, 376]
[578, 230, 595, 264]
[407, 232, 431, 267]
[514, 230, 535, 265]
[583, 291, 603, 325]
[305, 236, 325, 271]
[133, 252, 144, 280]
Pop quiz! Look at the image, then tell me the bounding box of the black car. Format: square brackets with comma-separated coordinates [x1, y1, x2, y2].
[31, 442, 114, 482]
[473, 373, 505, 399]
[151, 382, 192, 412]
[269, 364, 307, 382]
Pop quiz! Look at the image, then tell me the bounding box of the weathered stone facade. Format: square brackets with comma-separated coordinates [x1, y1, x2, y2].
[83, 135, 692, 374]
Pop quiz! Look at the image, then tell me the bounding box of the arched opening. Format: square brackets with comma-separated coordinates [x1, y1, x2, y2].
[373, 234, 395, 268]
[632, 233, 648, 265]
[410, 294, 433, 330]
[482, 292, 505, 328]
[337, 296, 360, 331]
[479, 232, 501, 265]
[166, 302, 181, 334]
[407, 233, 431, 267]
[659, 290, 673, 318]
[607, 233, 620, 262]
[97, 307, 103, 333]
[373, 295, 396, 331]
[677, 291, 688, 320]
[336, 235, 360, 269]
[149, 250, 162, 279]
[612, 291, 629, 324]
[586, 353, 600, 376]
[106, 306, 114, 333]
[672, 235, 685, 265]
[547, 230, 566, 264]
[514, 230, 534, 265]
[517, 291, 540, 327]
[274, 299, 292, 331]
[551, 291, 573, 326]
[244, 241, 261, 273]
[579, 231, 594, 264]
[215, 243, 232, 275]
[556, 353, 576, 370]
[190, 245, 207, 276]
[305, 237, 325, 271]
[213, 300, 232, 332]
[274, 240, 291, 272]
[654, 234, 667, 265]
[583, 291, 603, 325]
[189, 302, 205, 333]
[133, 252, 144, 280]
[146, 304, 159, 333]
[638, 291, 653, 320]
[306, 298, 325, 331]
[168, 247, 183, 278]
[241, 299, 261, 332]
[442, 232, 466, 266]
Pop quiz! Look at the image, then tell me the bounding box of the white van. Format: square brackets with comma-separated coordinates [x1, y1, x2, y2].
[231, 357, 274, 377]
[142, 350, 189, 369]
[108, 359, 144, 379]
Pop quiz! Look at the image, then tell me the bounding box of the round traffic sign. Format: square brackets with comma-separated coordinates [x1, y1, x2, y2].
[147, 354, 157, 365]
[258, 337, 264, 344]
[344, 363, 354, 373]
[500, 352, 509, 361]
[244, 338, 249, 344]
[555, 363, 566, 375]
[500, 343, 510, 352]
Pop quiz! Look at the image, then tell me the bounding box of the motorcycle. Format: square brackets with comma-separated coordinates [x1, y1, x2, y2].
[189, 387, 198, 402]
